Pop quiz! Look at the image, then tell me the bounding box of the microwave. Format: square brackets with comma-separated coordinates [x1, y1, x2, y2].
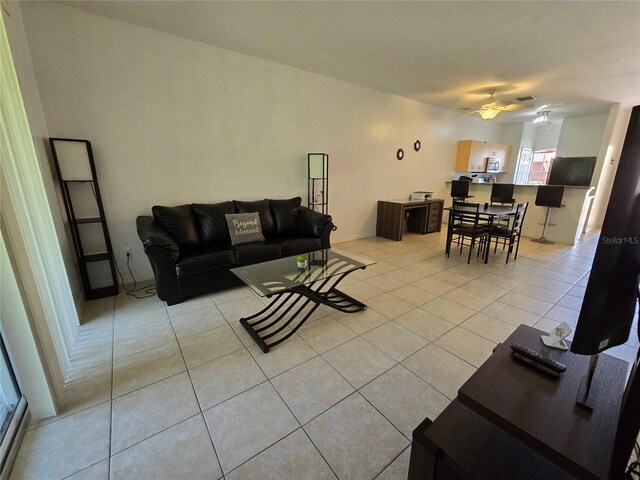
[486, 158, 501, 173]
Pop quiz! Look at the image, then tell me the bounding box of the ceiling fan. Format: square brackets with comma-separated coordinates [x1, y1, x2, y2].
[463, 90, 520, 121]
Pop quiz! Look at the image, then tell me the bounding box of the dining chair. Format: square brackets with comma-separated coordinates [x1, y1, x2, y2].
[450, 180, 473, 203]
[490, 183, 516, 229]
[447, 201, 490, 264]
[490, 183, 515, 206]
[491, 202, 529, 263]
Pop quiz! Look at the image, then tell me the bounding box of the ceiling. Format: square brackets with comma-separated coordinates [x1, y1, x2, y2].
[59, 1, 640, 123]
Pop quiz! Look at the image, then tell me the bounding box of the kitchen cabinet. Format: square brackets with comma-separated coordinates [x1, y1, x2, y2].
[455, 140, 511, 173]
[484, 142, 511, 172]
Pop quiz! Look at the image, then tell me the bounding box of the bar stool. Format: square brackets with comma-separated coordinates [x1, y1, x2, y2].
[451, 180, 473, 203]
[531, 185, 564, 244]
[490, 183, 515, 206]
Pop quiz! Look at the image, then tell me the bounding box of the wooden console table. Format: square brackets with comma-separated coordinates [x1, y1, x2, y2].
[376, 199, 444, 241]
[408, 325, 638, 480]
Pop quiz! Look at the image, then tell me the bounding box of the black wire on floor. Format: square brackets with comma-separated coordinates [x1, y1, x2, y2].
[113, 253, 156, 299]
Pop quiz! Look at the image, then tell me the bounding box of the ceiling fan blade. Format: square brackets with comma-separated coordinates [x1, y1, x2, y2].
[504, 103, 531, 112]
[536, 103, 563, 111]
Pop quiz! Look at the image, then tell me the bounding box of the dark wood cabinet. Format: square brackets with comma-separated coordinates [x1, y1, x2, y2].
[408, 325, 638, 480]
[377, 199, 444, 241]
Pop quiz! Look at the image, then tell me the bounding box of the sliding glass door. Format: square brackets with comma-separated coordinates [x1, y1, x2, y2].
[0, 335, 27, 475]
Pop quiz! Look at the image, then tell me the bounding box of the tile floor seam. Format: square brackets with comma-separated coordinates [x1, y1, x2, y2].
[214, 362, 305, 477]
[298, 427, 341, 480]
[412, 327, 479, 371]
[278, 355, 358, 425]
[245, 346, 316, 378]
[218, 428, 304, 477]
[64, 358, 113, 377]
[171, 320, 237, 342]
[60, 457, 109, 479]
[111, 338, 176, 363]
[163, 300, 226, 478]
[26, 398, 113, 433]
[394, 362, 456, 402]
[288, 354, 399, 429]
[357, 382, 414, 444]
[107, 295, 116, 480]
[199, 377, 270, 415]
[457, 321, 513, 344]
[373, 445, 412, 480]
[299, 390, 372, 476]
[111, 369, 187, 400]
[109, 411, 202, 459]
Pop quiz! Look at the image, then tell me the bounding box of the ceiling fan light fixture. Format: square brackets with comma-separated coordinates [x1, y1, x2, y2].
[479, 108, 501, 120]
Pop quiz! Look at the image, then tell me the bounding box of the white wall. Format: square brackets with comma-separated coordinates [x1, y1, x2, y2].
[499, 123, 525, 183]
[21, 2, 503, 282]
[588, 105, 633, 229]
[555, 109, 617, 233]
[533, 120, 563, 151]
[556, 112, 610, 157]
[2, 3, 82, 307]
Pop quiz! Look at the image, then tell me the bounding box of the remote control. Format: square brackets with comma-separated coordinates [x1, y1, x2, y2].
[510, 343, 566, 372]
[512, 352, 560, 378]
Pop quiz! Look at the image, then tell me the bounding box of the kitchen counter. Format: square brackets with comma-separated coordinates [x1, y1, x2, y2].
[445, 181, 592, 189]
[444, 182, 596, 244]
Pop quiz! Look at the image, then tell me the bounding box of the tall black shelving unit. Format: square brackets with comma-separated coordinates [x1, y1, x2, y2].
[308, 153, 329, 214]
[49, 138, 118, 300]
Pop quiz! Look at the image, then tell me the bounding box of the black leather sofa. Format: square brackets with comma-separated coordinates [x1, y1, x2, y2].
[136, 197, 335, 305]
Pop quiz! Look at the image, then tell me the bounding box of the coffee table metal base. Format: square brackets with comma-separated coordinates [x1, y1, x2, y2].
[240, 274, 366, 353]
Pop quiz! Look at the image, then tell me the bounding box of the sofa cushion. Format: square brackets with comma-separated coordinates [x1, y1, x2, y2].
[233, 242, 282, 266]
[192, 202, 235, 246]
[269, 236, 323, 257]
[270, 197, 302, 236]
[225, 213, 265, 245]
[175, 247, 235, 277]
[152, 204, 199, 248]
[234, 199, 275, 236]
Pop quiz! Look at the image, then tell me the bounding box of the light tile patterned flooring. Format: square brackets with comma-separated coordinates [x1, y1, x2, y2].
[12, 230, 639, 480]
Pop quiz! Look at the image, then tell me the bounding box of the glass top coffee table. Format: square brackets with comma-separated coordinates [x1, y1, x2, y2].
[231, 249, 375, 353]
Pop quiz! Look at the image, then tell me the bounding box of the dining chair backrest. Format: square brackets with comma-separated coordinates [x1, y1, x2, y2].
[512, 202, 529, 234]
[451, 180, 471, 200]
[452, 201, 482, 227]
[490, 183, 515, 205]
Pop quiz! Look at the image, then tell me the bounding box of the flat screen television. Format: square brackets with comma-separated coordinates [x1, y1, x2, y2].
[547, 156, 597, 187]
[570, 107, 640, 355]
[567, 107, 639, 477]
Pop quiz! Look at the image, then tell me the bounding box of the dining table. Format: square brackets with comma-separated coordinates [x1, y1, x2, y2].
[443, 204, 519, 263]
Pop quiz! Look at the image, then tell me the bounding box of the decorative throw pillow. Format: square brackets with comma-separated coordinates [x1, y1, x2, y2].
[192, 201, 236, 246]
[225, 213, 265, 245]
[152, 204, 199, 248]
[234, 199, 276, 236]
[270, 197, 302, 236]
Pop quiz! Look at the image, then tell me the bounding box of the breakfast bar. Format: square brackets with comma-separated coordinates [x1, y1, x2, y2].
[445, 182, 595, 244]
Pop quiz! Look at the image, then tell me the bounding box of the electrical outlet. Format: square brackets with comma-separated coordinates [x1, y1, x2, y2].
[124, 247, 132, 258]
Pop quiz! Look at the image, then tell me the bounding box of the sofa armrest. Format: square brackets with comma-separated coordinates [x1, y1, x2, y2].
[136, 216, 181, 261]
[297, 206, 335, 249]
[136, 216, 184, 304]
